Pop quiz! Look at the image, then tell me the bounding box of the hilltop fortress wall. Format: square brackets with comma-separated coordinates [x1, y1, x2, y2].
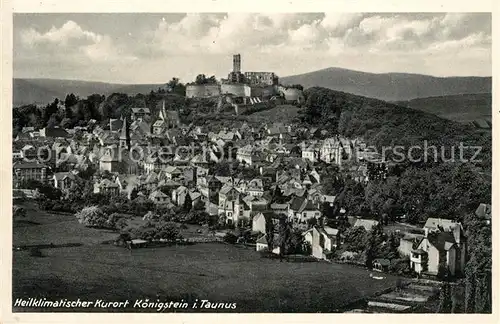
[220, 83, 251, 97]
[186, 84, 221, 98]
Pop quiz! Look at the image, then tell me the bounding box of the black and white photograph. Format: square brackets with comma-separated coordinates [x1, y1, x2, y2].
[3, 7, 495, 318]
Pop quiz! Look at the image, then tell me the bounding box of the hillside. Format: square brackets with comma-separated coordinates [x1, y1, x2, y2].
[281, 67, 492, 102]
[13, 78, 165, 107]
[395, 93, 492, 123]
[300, 87, 491, 166]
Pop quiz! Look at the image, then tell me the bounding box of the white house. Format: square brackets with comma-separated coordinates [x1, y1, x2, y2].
[303, 226, 341, 260]
[256, 234, 280, 254]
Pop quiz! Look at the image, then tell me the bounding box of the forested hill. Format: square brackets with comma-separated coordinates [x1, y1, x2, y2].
[299, 87, 490, 228]
[300, 87, 491, 170]
[13, 78, 166, 107]
[281, 67, 492, 101]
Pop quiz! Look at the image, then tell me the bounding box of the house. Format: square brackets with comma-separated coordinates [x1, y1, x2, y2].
[99, 147, 121, 173]
[52, 172, 76, 191]
[256, 233, 280, 254]
[353, 218, 379, 231]
[270, 203, 289, 216]
[303, 226, 341, 260]
[320, 137, 342, 164]
[13, 161, 48, 188]
[301, 142, 319, 162]
[131, 107, 151, 121]
[252, 212, 268, 233]
[373, 258, 391, 272]
[164, 166, 183, 180]
[398, 232, 424, 257]
[236, 144, 254, 165]
[322, 195, 336, 207]
[288, 197, 321, 224]
[247, 178, 264, 197]
[172, 185, 189, 206]
[149, 190, 170, 204]
[410, 223, 466, 277]
[93, 179, 119, 195]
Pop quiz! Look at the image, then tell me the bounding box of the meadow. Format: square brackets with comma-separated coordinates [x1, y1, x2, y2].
[13, 203, 401, 313]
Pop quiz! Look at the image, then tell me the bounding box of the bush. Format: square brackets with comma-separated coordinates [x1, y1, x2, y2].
[389, 258, 412, 275]
[223, 232, 238, 244]
[75, 206, 108, 228]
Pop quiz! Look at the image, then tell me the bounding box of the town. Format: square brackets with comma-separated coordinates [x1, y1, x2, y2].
[12, 53, 492, 313]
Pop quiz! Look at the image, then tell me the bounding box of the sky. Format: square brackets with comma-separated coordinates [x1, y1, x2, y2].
[13, 13, 492, 84]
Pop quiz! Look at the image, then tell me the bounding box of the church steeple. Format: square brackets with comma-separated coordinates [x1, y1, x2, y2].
[119, 117, 130, 150]
[159, 100, 167, 121]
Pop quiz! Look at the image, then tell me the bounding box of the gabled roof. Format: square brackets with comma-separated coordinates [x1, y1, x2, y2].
[353, 219, 379, 231]
[289, 196, 306, 211]
[131, 107, 151, 114]
[426, 231, 457, 252]
[53, 172, 75, 181]
[13, 161, 48, 169]
[323, 226, 339, 236]
[424, 218, 462, 232]
[150, 190, 168, 199]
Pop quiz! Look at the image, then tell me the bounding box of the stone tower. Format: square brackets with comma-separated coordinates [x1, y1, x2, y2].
[233, 54, 241, 73]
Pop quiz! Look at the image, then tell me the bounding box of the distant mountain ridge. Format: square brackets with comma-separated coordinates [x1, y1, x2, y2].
[14, 67, 492, 106]
[13, 78, 165, 107]
[281, 67, 492, 102]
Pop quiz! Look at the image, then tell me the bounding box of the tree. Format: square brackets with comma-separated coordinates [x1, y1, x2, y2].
[154, 221, 180, 241]
[384, 232, 400, 260]
[143, 211, 160, 222]
[224, 232, 238, 244]
[343, 226, 367, 253]
[183, 193, 193, 212]
[193, 199, 205, 212]
[13, 205, 26, 218]
[265, 217, 275, 252]
[129, 187, 139, 201]
[438, 283, 452, 313]
[364, 224, 385, 269]
[277, 215, 291, 259]
[60, 117, 73, 129]
[106, 213, 123, 230]
[465, 272, 476, 313]
[64, 93, 78, 110]
[75, 206, 108, 228]
[320, 202, 335, 219]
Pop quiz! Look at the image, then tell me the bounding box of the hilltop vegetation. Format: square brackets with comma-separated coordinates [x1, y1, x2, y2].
[396, 93, 492, 123]
[13, 78, 166, 107]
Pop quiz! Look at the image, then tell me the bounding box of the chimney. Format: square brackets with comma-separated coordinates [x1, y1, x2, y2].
[424, 227, 429, 238]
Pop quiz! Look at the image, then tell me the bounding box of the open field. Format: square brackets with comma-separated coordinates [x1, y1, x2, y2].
[13, 243, 401, 312]
[12, 202, 402, 313]
[13, 203, 118, 246]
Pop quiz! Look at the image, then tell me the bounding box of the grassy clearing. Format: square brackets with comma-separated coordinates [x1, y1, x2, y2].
[13, 243, 401, 312]
[13, 202, 402, 313]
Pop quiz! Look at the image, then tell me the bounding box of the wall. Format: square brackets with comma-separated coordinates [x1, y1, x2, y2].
[250, 86, 276, 98]
[221, 83, 251, 97]
[186, 84, 221, 98]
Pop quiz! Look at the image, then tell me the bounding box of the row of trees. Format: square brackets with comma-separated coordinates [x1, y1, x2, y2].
[13, 77, 190, 137]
